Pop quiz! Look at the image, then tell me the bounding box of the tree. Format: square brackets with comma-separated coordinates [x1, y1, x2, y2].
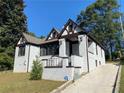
[40, 35, 45, 39]
[0, 0, 27, 47]
[0, 0, 27, 69]
[30, 57, 43, 80]
[0, 53, 13, 71]
[77, 0, 121, 60]
[27, 32, 36, 37]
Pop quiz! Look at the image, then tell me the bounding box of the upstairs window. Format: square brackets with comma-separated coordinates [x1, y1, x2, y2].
[96, 44, 98, 55]
[88, 39, 94, 54]
[18, 45, 25, 56]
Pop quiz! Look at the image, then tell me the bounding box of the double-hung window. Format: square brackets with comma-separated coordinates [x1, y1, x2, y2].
[18, 45, 25, 56]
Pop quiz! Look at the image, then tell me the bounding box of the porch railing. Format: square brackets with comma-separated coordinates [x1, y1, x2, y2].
[45, 57, 63, 68]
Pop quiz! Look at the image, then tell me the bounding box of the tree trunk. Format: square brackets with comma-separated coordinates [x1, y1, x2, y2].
[109, 42, 113, 61]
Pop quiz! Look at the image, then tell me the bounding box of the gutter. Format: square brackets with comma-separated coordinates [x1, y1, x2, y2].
[27, 45, 31, 72]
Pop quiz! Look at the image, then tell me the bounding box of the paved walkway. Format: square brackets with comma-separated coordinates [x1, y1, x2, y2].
[61, 64, 119, 93]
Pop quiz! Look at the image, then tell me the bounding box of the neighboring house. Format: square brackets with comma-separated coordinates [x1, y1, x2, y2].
[14, 19, 105, 81]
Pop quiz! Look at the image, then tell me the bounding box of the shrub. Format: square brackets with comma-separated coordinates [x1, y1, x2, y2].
[0, 53, 13, 71]
[120, 56, 124, 61]
[30, 58, 43, 80]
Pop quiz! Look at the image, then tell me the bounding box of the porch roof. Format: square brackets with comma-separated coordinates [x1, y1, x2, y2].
[40, 39, 59, 45]
[61, 33, 78, 42]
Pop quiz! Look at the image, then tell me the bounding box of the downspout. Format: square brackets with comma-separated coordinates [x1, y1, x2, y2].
[27, 45, 30, 72]
[86, 36, 90, 72]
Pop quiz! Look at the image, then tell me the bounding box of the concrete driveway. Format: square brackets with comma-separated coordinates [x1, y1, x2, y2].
[61, 64, 119, 93]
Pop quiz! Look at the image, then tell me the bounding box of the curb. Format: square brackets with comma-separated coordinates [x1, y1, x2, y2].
[50, 80, 73, 93]
[112, 64, 121, 93]
[50, 72, 88, 93]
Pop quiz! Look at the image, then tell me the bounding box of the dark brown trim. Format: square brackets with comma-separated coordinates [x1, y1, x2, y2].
[66, 66, 81, 68]
[21, 33, 28, 43]
[18, 20, 105, 51]
[27, 45, 30, 72]
[74, 66, 81, 68]
[60, 33, 78, 39]
[17, 39, 59, 47]
[46, 28, 59, 40]
[26, 42, 40, 46]
[87, 34, 105, 50]
[17, 42, 40, 47]
[88, 51, 94, 54]
[59, 31, 105, 50]
[66, 66, 74, 68]
[44, 66, 62, 68]
[58, 19, 79, 38]
[40, 39, 59, 45]
[16, 44, 26, 47]
[79, 31, 105, 50]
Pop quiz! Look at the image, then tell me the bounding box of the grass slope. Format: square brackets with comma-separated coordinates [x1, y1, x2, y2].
[0, 71, 64, 93]
[119, 60, 124, 93]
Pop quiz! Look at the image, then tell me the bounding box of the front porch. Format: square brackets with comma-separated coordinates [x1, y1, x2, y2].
[40, 35, 85, 81]
[41, 55, 83, 81]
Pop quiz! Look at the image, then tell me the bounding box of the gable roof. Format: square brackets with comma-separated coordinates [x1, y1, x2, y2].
[22, 33, 45, 45]
[58, 19, 79, 38]
[20, 19, 105, 50]
[46, 28, 60, 40]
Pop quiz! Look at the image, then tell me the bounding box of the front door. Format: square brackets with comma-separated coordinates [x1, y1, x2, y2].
[69, 41, 79, 56]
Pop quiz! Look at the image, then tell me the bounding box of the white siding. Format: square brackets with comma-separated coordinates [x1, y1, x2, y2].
[59, 39, 68, 57]
[28, 45, 40, 72]
[78, 35, 88, 72]
[88, 41, 106, 72]
[13, 44, 40, 72]
[42, 68, 74, 81]
[42, 58, 74, 81]
[14, 33, 106, 81]
[14, 45, 29, 72]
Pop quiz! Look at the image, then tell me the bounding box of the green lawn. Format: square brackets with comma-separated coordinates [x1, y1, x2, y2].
[0, 71, 65, 93]
[119, 60, 124, 93]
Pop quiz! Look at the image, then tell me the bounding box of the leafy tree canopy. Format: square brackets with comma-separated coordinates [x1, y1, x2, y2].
[77, 0, 122, 60]
[0, 0, 27, 70]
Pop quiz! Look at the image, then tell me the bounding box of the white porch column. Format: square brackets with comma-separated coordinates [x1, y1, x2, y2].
[59, 38, 67, 57]
[78, 35, 89, 72]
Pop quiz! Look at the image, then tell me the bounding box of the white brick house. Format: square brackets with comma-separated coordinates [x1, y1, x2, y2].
[13, 19, 105, 81]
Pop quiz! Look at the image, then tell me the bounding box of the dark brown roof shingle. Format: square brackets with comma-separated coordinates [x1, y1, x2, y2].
[22, 33, 45, 45]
